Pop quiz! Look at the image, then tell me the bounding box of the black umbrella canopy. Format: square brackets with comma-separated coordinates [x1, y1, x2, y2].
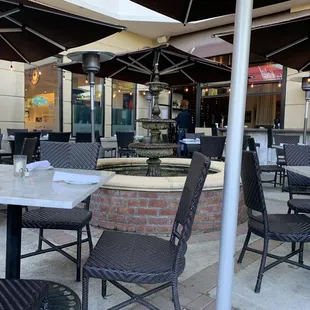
[59, 44, 231, 86]
[130, 0, 288, 24]
[0, 0, 125, 63]
[220, 15, 310, 72]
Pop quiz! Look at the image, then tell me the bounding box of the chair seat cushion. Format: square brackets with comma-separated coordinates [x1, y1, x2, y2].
[83, 231, 185, 284]
[288, 199, 310, 213]
[259, 165, 284, 173]
[22, 207, 92, 230]
[0, 279, 48, 310]
[249, 214, 310, 242]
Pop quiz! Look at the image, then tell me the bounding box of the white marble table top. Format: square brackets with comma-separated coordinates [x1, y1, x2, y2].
[285, 166, 310, 178]
[0, 165, 114, 208]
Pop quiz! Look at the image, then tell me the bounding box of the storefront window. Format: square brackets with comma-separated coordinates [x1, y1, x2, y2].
[112, 80, 135, 136]
[25, 61, 59, 131]
[72, 74, 104, 136]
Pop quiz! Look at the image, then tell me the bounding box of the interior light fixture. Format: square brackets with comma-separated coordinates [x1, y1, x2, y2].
[113, 93, 116, 98]
[10, 62, 13, 71]
[85, 76, 88, 84]
[168, 90, 171, 94]
[118, 89, 121, 93]
[143, 92, 146, 96]
[185, 87, 189, 92]
[250, 83, 254, 88]
[278, 82, 282, 88]
[205, 88, 208, 92]
[130, 92, 133, 96]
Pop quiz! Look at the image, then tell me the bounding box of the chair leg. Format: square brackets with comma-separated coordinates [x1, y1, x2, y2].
[101, 280, 107, 298]
[237, 230, 251, 264]
[37, 228, 44, 251]
[274, 172, 277, 187]
[171, 279, 181, 310]
[86, 224, 93, 253]
[299, 242, 304, 265]
[82, 276, 89, 310]
[76, 229, 82, 282]
[254, 237, 269, 293]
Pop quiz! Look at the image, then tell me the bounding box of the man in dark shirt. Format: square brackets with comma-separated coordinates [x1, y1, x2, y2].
[176, 101, 191, 156]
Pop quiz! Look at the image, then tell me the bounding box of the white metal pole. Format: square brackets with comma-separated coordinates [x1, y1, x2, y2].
[89, 72, 96, 142]
[216, 1, 253, 309]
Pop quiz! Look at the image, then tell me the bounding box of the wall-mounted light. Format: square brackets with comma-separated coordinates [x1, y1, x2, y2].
[143, 92, 146, 96]
[278, 82, 282, 88]
[250, 83, 254, 88]
[168, 90, 171, 94]
[205, 88, 209, 92]
[10, 62, 13, 71]
[130, 92, 133, 96]
[85, 77, 88, 84]
[113, 93, 116, 98]
[185, 87, 189, 92]
[118, 89, 121, 93]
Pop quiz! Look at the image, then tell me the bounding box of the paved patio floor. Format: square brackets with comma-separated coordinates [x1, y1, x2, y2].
[0, 182, 309, 309]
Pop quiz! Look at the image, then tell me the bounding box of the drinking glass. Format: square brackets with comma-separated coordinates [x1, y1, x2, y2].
[13, 155, 27, 177]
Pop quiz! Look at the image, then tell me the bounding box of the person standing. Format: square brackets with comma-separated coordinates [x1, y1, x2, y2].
[176, 100, 191, 156]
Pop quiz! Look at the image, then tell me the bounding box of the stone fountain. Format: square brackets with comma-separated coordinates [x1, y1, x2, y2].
[130, 64, 177, 176]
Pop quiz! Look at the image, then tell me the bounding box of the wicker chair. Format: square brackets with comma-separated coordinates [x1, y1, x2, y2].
[116, 131, 135, 157]
[76, 130, 100, 143]
[248, 137, 284, 187]
[274, 135, 299, 166]
[22, 142, 100, 282]
[48, 132, 71, 142]
[284, 145, 310, 214]
[238, 151, 310, 293]
[82, 152, 211, 310]
[200, 136, 226, 160]
[22, 137, 38, 164]
[6, 128, 28, 136]
[0, 279, 48, 309]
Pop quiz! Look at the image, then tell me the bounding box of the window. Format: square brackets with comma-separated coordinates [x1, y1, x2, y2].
[72, 74, 104, 136]
[112, 80, 135, 136]
[25, 61, 59, 131]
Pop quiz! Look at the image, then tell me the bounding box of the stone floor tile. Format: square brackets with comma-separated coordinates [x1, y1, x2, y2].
[185, 295, 215, 310]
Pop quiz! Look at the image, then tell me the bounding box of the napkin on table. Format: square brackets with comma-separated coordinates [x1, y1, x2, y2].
[26, 160, 51, 171]
[53, 171, 101, 184]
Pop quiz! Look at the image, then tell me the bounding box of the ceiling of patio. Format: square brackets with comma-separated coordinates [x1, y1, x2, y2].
[31, 0, 310, 39]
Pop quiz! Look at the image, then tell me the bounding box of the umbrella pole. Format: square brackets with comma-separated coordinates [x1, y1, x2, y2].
[216, 0, 253, 309]
[89, 72, 96, 142]
[303, 93, 310, 144]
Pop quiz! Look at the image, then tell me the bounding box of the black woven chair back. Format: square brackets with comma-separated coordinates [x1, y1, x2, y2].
[70, 143, 100, 170]
[284, 144, 310, 188]
[48, 132, 71, 142]
[41, 130, 53, 136]
[162, 134, 169, 143]
[76, 131, 100, 143]
[243, 135, 251, 151]
[267, 127, 273, 148]
[241, 151, 267, 213]
[22, 137, 38, 164]
[200, 136, 226, 158]
[116, 131, 134, 148]
[7, 128, 28, 136]
[211, 127, 218, 136]
[172, 152, 210, 251]
[274, 135, 299, 157]
[41, 141, 100, 170]
[247, 138, 257, 152]
[0, 134, 2, 149]
[14, 132, 41, 155]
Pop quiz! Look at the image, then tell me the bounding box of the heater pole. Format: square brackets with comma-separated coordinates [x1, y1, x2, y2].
[89, 72, 96, 142]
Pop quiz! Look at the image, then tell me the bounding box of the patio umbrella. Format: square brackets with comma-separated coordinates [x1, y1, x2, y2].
[130, 0, 288, 24]
[219, 15, 310, 144]
[59, 44, 231, 86]
[0, 0, 125, 63]
[128, 0, 286, 309]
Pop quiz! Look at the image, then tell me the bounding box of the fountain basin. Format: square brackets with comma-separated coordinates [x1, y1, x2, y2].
[90, 158, 247, 235]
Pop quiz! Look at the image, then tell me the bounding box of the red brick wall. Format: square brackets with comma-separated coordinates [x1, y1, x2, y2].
[90, 187, 247, 235]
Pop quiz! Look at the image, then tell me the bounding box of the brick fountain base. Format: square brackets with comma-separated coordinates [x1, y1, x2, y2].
[90, 158, 247, 235]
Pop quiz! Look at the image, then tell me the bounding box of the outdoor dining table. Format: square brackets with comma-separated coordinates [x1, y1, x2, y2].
[285, 166, 310, 178]
[0, 164, 114, 279]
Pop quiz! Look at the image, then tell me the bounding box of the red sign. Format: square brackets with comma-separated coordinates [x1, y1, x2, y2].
[248, 64, 282, 83]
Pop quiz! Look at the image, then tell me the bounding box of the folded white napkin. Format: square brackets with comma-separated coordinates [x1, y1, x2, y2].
[53, 171, 101, 184]
[8, 135, 14, 139]
[26, 160, 51, 171]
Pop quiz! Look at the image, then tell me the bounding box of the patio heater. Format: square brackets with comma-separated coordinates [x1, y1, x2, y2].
[67, 51, 115, 142]
[302, 77, 310, 145]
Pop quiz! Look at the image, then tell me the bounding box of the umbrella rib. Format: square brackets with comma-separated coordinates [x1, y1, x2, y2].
[299, 60, 310, 72]
[0, 7, 20, 19]
[0, 34, 30, 63]
[184, 0, 194, 25]
[108, 52, 152, 78]
[128, 56, 152, 74]
[5, 16, 66, 50]
[266, 36, 308, 58]
[160, 52, 195, 82]
[116, 58, 150, 74]
[161, 63, 195, 75]
[159, 59, 189, 74]
[0, 28, 21, 33]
